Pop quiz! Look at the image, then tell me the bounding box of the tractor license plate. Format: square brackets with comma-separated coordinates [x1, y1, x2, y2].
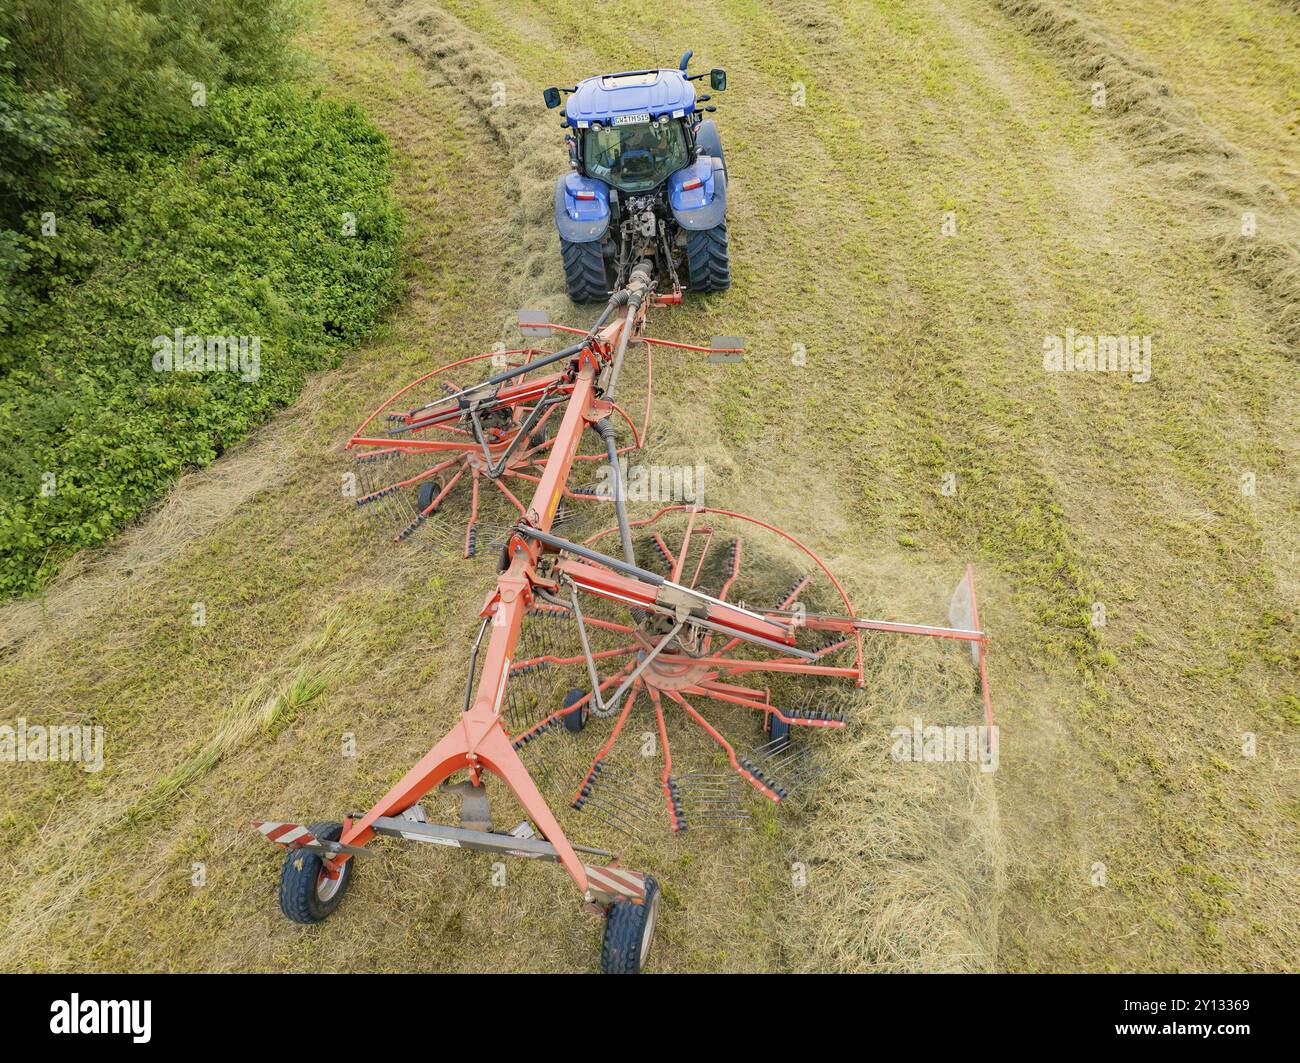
[613, 112, 650, 126]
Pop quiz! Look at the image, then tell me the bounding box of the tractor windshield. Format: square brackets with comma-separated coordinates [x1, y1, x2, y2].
[583, 119, 690, 194]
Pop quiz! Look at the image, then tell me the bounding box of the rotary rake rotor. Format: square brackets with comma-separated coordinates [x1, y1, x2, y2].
[347, 307, 656, 558]
[255, 259, 995, 974]
[508, 506, 863, 833]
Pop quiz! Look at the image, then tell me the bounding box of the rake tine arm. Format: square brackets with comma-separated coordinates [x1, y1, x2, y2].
[512, 643, 639, 671]
[665, 690, 782, 802]
[490, 476, 528, 515]
[685, 681, 846, 730]
[511, 666, 632, 744]
[777, 575, 812, 609]
[649, 689, 684, 832]
[349, 348, 542, 442]
[687, 527, 715, 590]
[651, 532, 677, 571]
[572, 686, 641, 807]
[390, 375, 563, 436]
[354, 456, 460, 507]
[665, 655, 860, 680]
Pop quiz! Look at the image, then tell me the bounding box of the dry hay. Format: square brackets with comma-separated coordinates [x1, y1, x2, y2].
[996, 0, 1300, 351]
[0, 0, 1008, 973]
[772, 551, 1006, 972]
[373, 0, 572, 331]
[0, 609, 370, 970]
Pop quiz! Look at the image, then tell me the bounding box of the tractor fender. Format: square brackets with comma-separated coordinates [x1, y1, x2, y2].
[694, 119, 725, 174]
[668, 156, 726, 232]
[554, 173, 610, 243]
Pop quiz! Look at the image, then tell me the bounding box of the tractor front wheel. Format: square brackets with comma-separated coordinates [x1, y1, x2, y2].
[600, 875, 660, 973]
[686, 223, 730, 292]
[278, 821, 354, 925]
[561, 238, 610, 304]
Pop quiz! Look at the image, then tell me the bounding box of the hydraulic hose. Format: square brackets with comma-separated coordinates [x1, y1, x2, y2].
[593, 416, 636, 567]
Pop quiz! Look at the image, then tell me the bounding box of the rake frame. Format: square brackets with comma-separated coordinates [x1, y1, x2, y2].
[257, 265, 996, 963]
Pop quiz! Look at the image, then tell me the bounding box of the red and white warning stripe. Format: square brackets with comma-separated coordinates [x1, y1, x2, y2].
[584, 864, 647, 902]
[255, 821, 319, 849]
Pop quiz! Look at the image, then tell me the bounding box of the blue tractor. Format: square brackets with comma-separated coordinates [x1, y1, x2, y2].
[544, 51, 729, 303]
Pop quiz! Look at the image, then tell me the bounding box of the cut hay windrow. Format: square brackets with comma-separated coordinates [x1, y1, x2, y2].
[996, 0, 1300, 350]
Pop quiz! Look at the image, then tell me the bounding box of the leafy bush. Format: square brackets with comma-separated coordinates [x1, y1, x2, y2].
[0, 3, 401, 597]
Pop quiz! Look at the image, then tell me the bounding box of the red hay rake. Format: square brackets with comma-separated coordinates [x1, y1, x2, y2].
[255, 264, 995, 972]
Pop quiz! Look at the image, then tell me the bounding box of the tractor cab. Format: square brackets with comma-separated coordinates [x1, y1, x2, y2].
[582, 113, 692, 194]
[545, 54, 731, 302]
[562, 69, 698, 192]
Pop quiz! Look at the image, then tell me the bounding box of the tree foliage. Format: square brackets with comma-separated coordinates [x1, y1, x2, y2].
[0, 2, 401, 596]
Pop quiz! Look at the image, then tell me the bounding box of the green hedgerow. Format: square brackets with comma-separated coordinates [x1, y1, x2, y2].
[0, 84, 401, 597]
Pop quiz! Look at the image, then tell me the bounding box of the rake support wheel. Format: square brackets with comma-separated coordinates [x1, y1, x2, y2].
[562, 687, 589, 733]
[600, 875, 660, 973]
[278, 822, 354, 925]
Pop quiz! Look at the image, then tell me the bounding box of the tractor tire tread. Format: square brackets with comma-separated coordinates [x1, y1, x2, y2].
[686, 223, 730, 292]
[562, 239, 609, 304]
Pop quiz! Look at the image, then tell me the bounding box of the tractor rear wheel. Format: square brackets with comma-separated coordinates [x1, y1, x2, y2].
[686, 223, 730, 292]
[694, 119, 726, 176]
[561, 238, 609, 304]
[600, 875, 660, 973]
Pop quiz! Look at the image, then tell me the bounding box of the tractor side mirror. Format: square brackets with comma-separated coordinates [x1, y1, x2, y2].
[543, 87, 562, 109]
[710, 68, 726, 91]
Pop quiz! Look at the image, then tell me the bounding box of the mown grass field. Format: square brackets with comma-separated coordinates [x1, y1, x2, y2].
[0, 0, 1295, 972]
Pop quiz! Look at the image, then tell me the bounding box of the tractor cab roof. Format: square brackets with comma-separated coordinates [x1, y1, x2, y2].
[564, 68, 696, 129]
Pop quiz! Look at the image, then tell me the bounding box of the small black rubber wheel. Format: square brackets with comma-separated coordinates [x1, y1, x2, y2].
[686, 223, 730, 292]
[562, 687, 589, 733]
[278, 821, 353, 925]
[561, 238, 609, 303]
[416, 479, 440, 513]
[767, 711, 791, 749]
[600, 874, 660, 974]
